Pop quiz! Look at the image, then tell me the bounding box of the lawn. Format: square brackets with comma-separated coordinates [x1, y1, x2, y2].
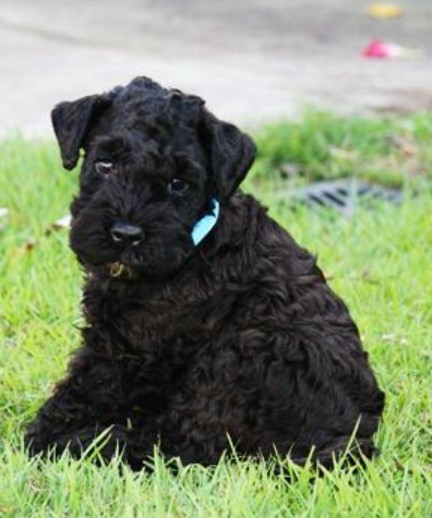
[1, 112, 432, 517]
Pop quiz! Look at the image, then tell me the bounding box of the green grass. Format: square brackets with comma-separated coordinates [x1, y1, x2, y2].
[1, 112, 432, 517]
[249, 110, 432, 188]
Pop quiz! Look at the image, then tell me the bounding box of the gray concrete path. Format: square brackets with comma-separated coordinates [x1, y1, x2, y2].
[1, 0, 432, 137]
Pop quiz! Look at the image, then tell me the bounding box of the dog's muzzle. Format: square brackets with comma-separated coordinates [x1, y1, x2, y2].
[106, 198, 220, 279]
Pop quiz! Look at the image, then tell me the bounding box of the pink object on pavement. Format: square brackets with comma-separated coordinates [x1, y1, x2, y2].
[363, 39, 399, 58]
[363, 39, 421, 59]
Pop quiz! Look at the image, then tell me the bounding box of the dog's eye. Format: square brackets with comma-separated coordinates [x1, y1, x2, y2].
[168, 178, 189, 194]
[95, 160, 114, 175]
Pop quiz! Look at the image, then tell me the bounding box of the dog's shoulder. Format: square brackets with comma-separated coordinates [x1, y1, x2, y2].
[215, 192, 324, 282]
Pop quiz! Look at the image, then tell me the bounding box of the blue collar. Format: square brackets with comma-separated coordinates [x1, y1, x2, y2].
[191, 198, 220, 246]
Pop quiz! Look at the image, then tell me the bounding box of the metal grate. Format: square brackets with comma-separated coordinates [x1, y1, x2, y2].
[287, 179, 404, 215]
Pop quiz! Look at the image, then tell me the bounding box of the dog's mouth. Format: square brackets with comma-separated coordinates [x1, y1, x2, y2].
[109, 262, 126, 277]
[106, 261, 136, 280]
[74, 228, 194, 281]
[105, 246, 151, 279]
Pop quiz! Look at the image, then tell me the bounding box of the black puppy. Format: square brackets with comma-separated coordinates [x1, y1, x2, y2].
[25, 77, 384, 470]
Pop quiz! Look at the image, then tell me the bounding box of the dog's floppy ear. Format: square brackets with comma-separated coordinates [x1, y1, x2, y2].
[202, 112, 256, 200]
[51, 94, 111, 170]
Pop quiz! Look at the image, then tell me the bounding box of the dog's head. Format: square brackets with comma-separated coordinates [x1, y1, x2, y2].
[52, 77, 256, 279]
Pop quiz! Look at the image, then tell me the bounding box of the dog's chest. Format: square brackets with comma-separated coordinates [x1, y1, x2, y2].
[82, 276, 220, 356]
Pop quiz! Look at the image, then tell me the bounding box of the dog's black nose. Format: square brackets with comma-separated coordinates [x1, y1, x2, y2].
[110, 222, 144, 246]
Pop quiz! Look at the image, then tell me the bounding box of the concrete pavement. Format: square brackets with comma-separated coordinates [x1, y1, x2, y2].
[1, 0, 432, 138]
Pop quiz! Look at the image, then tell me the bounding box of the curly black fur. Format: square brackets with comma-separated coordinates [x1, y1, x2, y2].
[25, 76, 385, 470]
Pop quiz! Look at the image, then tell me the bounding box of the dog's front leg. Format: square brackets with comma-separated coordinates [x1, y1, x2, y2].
[24, 348, 156, 468]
